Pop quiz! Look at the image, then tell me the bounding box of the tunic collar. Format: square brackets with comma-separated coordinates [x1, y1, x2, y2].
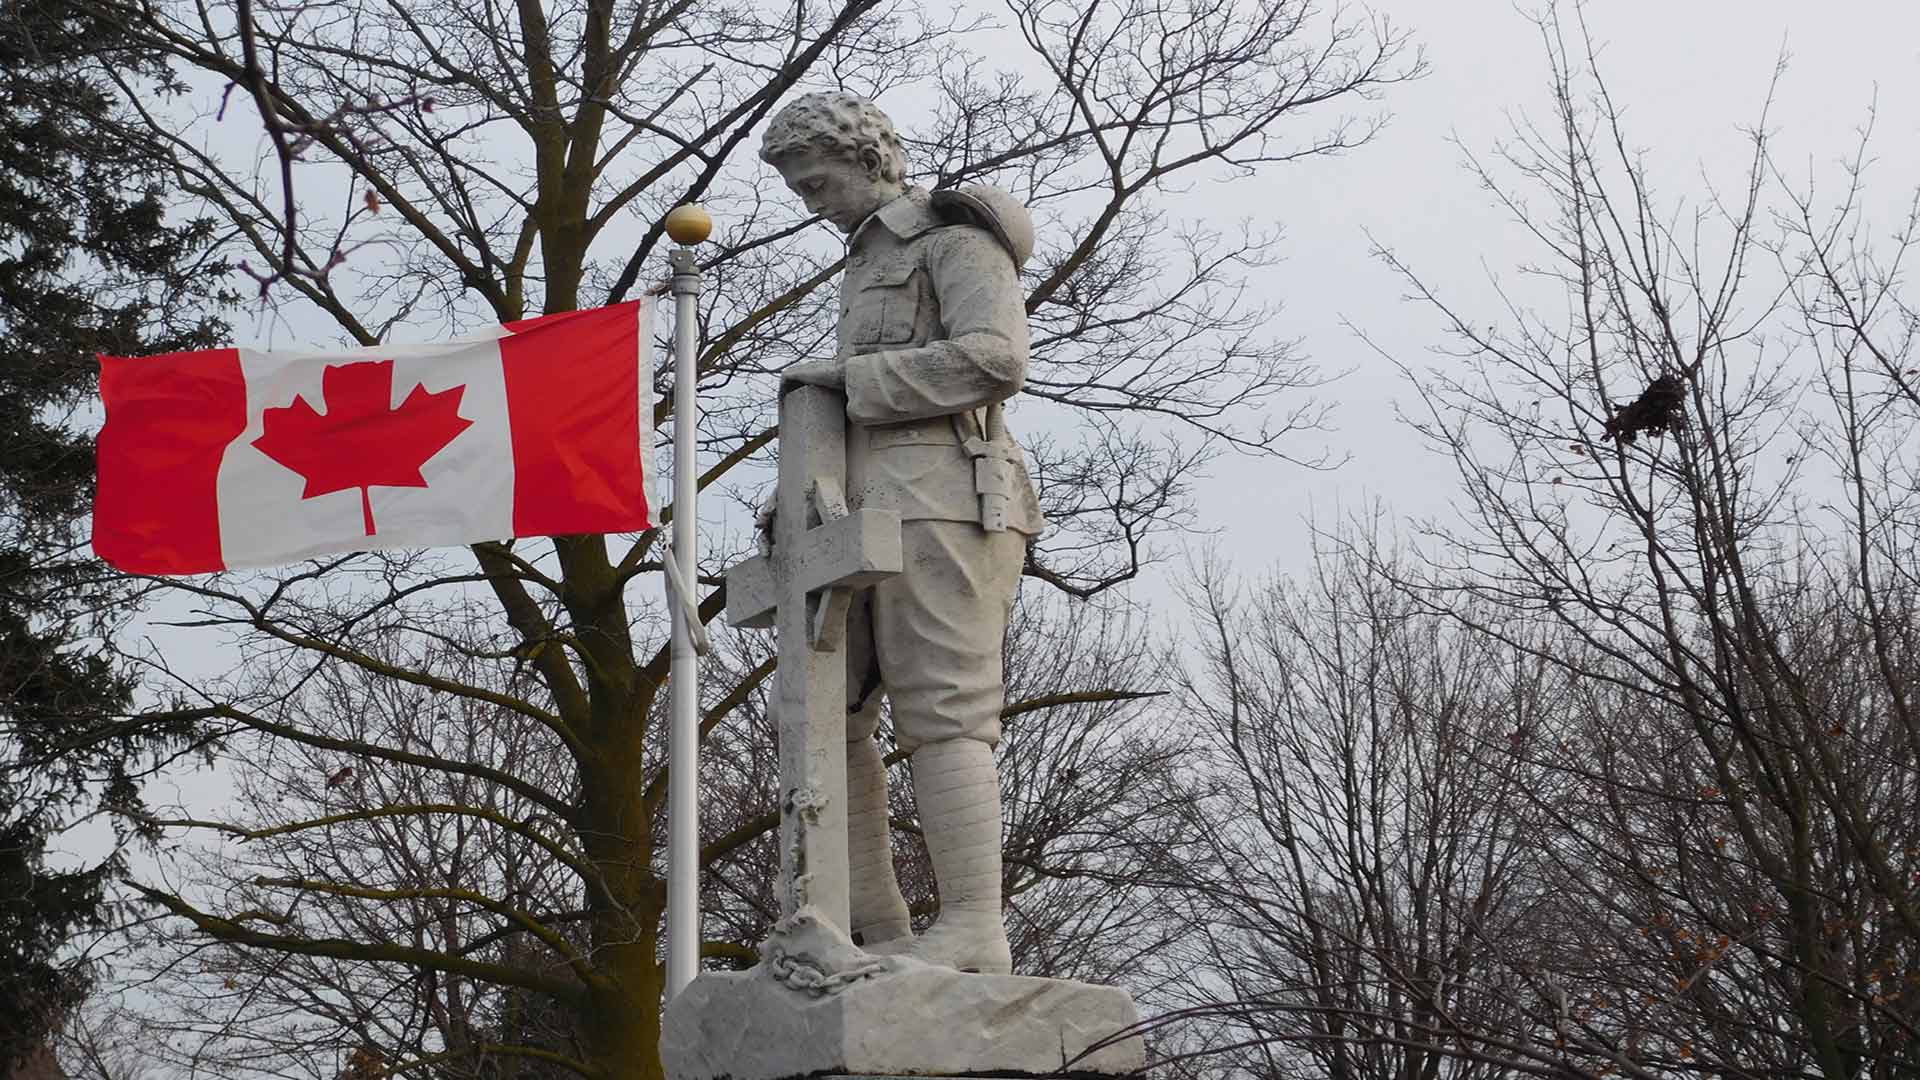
[850, 188, 939, 249]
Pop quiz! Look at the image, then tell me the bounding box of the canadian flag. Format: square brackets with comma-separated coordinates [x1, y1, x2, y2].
[94, 301, 657, 574]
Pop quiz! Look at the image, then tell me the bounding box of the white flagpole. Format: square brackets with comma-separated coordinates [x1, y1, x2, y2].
[664, 204, 711, 1000]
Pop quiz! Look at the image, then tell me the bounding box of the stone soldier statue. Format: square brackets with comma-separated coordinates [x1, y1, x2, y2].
[761, 92, 1044, 975]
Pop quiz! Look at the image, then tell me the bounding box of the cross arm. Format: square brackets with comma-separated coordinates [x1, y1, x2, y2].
[793, 508, 902, 595]
[725, 555, 776, 629]
[723, 508, 903, 632]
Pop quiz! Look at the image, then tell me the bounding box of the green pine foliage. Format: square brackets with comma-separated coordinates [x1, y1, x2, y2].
[0, 0, 229, 1066]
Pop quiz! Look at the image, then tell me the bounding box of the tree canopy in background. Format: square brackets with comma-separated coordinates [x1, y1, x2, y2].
[1147, 8, 1919, 1076]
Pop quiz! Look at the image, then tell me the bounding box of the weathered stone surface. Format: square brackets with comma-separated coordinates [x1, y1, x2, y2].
[660, 962, 1146, 1080]
[683, 96, 1142, 1080]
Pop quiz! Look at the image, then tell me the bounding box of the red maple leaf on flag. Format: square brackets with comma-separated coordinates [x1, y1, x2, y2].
[252, 359, 473, 536]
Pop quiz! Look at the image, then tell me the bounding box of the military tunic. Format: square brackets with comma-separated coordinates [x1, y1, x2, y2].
[837, 188, 1042, 751]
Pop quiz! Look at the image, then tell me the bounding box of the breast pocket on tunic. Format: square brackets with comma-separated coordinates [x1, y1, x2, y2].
[852, 264, 922, 346]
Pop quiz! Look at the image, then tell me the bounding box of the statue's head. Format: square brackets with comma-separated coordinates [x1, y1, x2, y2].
[760, 92, 909, 234]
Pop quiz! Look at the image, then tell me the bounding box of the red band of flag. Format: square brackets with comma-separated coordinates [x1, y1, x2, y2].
[95, 348, 249, 574]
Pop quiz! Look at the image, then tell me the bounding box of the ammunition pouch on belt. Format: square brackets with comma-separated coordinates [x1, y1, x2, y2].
[953, 408, 1012, 533]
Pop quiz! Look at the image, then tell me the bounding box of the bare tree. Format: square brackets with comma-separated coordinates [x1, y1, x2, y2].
[1360, 6, 1920, 1077]
[1157, 538, 1568, 1080]
[1507, 579, 1920, 1080]
[994, 597, 1191, 985]
[56, 996, 164, 1080]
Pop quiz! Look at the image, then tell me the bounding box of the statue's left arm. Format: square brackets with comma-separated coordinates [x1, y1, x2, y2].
[842, 228, 1028, 425]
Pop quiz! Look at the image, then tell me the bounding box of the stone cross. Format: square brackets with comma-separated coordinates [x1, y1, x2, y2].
[725, 385, 901, 932]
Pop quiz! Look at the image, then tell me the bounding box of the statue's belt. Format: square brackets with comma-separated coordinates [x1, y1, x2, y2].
[865, 416, 966, 449]
[855, 411, 1015, 534]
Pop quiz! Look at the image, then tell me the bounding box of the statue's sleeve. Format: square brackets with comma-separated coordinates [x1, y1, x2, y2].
[842, 227, 1028, 425]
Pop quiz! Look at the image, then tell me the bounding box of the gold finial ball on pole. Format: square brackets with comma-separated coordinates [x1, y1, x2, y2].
[664, 204, 713, 246]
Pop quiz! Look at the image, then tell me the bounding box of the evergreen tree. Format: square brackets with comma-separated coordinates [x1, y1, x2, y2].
[0, 0, 227, 1066]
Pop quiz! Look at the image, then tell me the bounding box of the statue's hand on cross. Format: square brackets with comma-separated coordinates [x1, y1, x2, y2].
[781, 358, 844, 389]
[753, 361, 855, 556]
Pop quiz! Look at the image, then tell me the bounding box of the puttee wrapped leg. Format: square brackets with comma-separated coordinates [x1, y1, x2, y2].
[846, 735, 912, 950]
[906, 738, 1011, 975]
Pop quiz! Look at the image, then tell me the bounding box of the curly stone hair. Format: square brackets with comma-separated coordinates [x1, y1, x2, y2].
[759, 92, 909, 183]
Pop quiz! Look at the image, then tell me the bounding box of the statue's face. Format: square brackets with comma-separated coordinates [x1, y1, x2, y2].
[773, 148, 899, 234]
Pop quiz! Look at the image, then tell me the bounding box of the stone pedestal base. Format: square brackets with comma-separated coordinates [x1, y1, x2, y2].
[660, 963, 1146, 1080]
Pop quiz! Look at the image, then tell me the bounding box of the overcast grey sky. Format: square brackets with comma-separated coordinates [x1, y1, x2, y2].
[1189, 0, 1920, 578]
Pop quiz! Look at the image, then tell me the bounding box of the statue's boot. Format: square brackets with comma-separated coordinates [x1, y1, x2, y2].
[847, 735, 913, 952]
[905, 739, 1013, 975]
